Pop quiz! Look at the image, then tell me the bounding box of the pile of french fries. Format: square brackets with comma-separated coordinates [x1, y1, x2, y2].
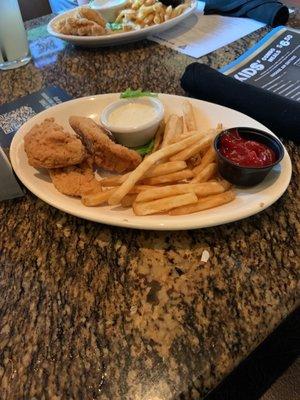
[115, 0, 190, 28]
[81, 101, 236, 216]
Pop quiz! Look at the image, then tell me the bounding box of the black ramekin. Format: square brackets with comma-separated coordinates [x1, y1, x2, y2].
[214, 127, 284, 187]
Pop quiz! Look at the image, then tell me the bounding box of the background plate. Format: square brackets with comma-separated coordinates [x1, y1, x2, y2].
[10, 93, 292, 230]
[47, 1, 197, 47]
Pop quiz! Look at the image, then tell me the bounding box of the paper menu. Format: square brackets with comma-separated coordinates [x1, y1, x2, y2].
[149, 2, 265, 59]
[0, 86, 72, 148]
[220, 27, 300, 102]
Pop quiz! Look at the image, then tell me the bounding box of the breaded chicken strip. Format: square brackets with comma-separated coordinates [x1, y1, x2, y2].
[69, 116, 142, 173]
[77, 7, 106, 27]
[24, 118, 86, 169]
[57, 17, 106, 36]
[50, 160, 102, 197]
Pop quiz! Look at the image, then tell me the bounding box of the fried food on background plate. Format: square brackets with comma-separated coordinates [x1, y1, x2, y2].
[49, 160, 102, 198]
[57, 7, 107, 36]
[57, 17, 106, 36]
[78, 7, 107, 27]
[69, 116, 142, 173]
[24, 118, 87, 169]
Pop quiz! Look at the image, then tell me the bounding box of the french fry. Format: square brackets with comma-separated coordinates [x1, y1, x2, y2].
[142, 161, 187, 179]
[101, 174, 128, 187]
[161, 115, 183, 148]
[108, 131, 208, 205]
[135, 181, 226, 203]
[194, 181, 227, 197]
[193, 146, 216, 175]
[101, 161, 187, 187]
[136, 184, 195, 202]
[82, 188, 115, 207]
[169, 134, 213, 162]
[130, 185, 156, 193]
[121, 193, 138, 207]
[143, 12, 154, 25]
[153, 15, 161, 24]
[191, 162, 217, 183]
[153, 1, 163, 10]
[177, 116, 184, 135]
[137, 5, 155, 19]
[133, 192, 198, 216]
[183, 101, 197, 131]
[75, 179, 228, 208]
[169, 130, 202, 144]
[115, 9, 136, 22]
[165, 5, 172, 16]
[152, 121, 165, 152]
[150, 161, 187, 176]
[170, 125, 220, 145]
[218, 180, 231, 190]
[141, 169, 194, 185]
[81, 185, 153, 206]
[173, 4, 188, 16]
[169, 190, 236, 215]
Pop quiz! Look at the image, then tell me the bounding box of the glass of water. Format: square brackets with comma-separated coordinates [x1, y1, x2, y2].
[0, 0, 31, 70]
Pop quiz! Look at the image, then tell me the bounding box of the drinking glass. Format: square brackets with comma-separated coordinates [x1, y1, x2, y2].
[0, 0, 31, 70]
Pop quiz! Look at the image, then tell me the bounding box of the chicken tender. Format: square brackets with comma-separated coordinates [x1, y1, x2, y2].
[77, 7, 106, 27]
[57, 17, 106, 36]
[69, 116, 142, 173]
[50, 161, 102, 198]
[24, 118, 87, 169]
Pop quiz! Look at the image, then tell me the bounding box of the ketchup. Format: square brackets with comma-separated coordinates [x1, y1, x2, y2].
[220, 129, 276, 167]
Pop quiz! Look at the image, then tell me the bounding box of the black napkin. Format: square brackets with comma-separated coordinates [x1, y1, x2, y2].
[204, 0, 289, 27]
[181, 63, 300, 143]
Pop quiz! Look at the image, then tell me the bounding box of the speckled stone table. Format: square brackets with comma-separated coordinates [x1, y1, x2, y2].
[0, 10, 299, 400]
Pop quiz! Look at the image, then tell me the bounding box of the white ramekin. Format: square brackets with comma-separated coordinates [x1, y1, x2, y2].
[89, 0, 128, 23]
[100, 97, 164, 148]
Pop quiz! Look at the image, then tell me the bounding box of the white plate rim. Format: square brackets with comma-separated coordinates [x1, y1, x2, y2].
[47, 1, 197, 45]
[10, 93, 292, 230]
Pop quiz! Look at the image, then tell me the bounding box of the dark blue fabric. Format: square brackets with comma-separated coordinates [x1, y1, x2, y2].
[181, 63, 300, 142]
[204, 0, 289, 27]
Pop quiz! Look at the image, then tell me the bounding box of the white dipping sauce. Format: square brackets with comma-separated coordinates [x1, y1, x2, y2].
[108, 102, 157, 129]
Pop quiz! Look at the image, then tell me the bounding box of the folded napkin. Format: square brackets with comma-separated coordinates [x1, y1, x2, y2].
[204, 0, 289, 27]
[181, 63, 300, 143]
[0, 148, 24, 201]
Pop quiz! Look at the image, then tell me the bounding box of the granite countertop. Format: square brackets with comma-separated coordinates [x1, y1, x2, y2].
[0, 10, 299, 400]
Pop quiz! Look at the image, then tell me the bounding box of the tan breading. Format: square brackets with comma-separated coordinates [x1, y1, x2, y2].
[57, 17, 106, 36]
[24, 118, 86, 169]
[49, 161, 102, 197]
[77, 7, 106, 27]
[69, 116, 142, 173]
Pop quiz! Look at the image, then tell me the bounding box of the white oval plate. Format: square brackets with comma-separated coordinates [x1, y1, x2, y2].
[10, 93, 292, 230]
[47, 1, 197, 47]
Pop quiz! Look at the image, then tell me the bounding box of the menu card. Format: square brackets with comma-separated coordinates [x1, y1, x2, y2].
[149, 1, 265, 58]
[220, 27, 300, 102]
[0, 86, 72, 148]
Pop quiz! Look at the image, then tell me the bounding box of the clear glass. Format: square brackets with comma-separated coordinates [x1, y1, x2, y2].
[0, 0, 31, 70]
